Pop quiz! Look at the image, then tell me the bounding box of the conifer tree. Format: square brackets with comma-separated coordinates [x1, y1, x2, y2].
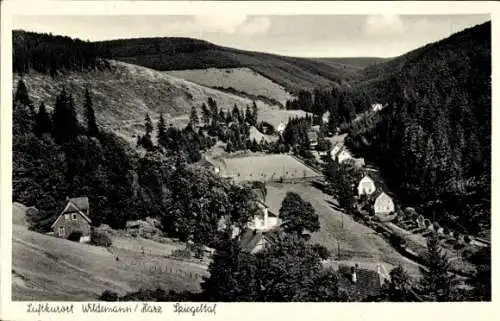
[201, 103, 211, 125]
[34, 102, 52, 137]
[251, 101, 258, 126]
[419, 233, 458, 301]
[14, 78, 33, 111]
[189, 106, 199, 128]
[157, 112, 167, 147]
[84, 87, 99, 137]
[145, 113, 153, 136]
[52, 88, 80, 143]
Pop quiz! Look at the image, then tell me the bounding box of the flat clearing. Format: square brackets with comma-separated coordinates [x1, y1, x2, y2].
[214, 154, 321, 184]
[12, 204, 208, 301]
[265, 182, 424, 278]
[165, 67, 295, 106]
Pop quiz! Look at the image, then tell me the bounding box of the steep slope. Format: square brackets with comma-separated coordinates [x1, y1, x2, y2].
[346, 21, 491, 236]
[165, 67, 296, 106]
[12, 204, 207, 301]
[94, 37, 360, 93]
[14, 60, 279, 145]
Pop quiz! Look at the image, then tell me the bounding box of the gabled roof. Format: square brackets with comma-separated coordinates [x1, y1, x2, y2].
[67, 197, 89, 212]
[239, 228, 279, 253]
[51, 197, 91, 228]
[359, 174, 374, 184]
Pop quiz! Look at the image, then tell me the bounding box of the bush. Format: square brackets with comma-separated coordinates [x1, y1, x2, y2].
[99, 290, 119, 301]
[90, 230, 112, 248]
[464, 235, 471, 244]
[67, 231, 83, 242]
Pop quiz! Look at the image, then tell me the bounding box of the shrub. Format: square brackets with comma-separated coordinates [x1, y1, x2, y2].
[99, 290, 119, 301]
[90, 230, 112, 248]
[464, 235, 471, 244]
[67, 231, 83, 242]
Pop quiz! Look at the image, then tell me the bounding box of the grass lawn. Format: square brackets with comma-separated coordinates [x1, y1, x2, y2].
[265, 182, 424, 278]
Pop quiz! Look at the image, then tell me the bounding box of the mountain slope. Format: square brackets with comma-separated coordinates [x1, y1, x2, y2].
[14, 60, 279, 145]
[165, 67, 296, 106]
[94, 37, 360, 93]
[346, 21, 491, 236]
[12, 205, 206, 301]
[311, 57, 390, 70]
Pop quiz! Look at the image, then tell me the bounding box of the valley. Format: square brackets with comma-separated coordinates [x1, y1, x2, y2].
[10, 19, 491, 302]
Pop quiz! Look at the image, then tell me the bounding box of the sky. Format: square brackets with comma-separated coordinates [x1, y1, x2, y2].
[13, 14, 490, 58]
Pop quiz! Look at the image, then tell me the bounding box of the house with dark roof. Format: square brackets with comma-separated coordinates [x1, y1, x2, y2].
[337, 264, 384, 301]
[51, 197, 92, 242]
[239, 228, 280, 254]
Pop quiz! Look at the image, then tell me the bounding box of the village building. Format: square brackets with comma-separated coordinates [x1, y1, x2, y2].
[307, 131, 319, 148]
[357, 175, 376, 196]
[353, 157, 366, 169]
[276, 122, 286, 134]
[371, 103, 384, 112]
[330, 143, 344, 160]
[322, 111, 330, 124]
[373, 192, 395, 216]
[337, 149, 352, 164]
[247, 188, 280, 232]
[51, 197, 92, 242]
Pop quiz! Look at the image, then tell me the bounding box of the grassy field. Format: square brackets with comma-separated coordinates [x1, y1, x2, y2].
[12, 203, 208, 301]
[265, 182, 424, 278]
[14, 60, 277, 146]
[165, 67, 295, 106]
[214, 154, 321, 184]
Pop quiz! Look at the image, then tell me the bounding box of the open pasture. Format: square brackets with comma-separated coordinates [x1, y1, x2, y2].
[217, 154, 321, 184]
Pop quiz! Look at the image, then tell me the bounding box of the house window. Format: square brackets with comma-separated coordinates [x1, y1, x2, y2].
[58, 226, 65, 237]
[71, 214, 77, 220]
[64, 214, 70, 220]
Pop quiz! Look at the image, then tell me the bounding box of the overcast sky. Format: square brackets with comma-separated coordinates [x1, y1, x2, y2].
[13, 14, 490, 58]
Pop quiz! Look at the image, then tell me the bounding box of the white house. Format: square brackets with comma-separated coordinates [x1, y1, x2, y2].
[277, 122, 286, 134]
[247, 202, 279, 231]
[374, 192, 395, 215]
[322, 111, 330, 124]
[337, 150, 352, 164]
[372, 103, 384, 112]
[357, 175, 376, 196]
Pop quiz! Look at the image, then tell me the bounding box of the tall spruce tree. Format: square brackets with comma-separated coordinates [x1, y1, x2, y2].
[189, 106, 200, 128]
[419, 233, 458, 301]
[84, 87, 99, 137]
[157, 112, 167, 147]
[145, 113, 153, 135]
[52, 88, 80, 143]
[34, 102, 52, 137]
[14, 78, 34, 111]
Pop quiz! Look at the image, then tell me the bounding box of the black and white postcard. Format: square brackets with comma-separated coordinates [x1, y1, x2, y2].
[0, 1, 496, 321]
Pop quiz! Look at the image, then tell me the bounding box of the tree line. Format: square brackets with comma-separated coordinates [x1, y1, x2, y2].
[13, 79, 262, 251]
[13, 30, 106, 76]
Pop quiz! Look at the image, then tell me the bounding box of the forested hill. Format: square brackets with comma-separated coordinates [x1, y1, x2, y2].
[355, 21, 491, 102]
[346, 21, 491, 237]
[93, 37, 360, 93]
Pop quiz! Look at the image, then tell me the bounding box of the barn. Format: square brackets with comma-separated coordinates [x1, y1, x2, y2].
[51, 197, 92, 242]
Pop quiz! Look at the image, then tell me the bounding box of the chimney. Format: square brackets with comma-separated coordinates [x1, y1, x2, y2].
[263, 207, 268, 230]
